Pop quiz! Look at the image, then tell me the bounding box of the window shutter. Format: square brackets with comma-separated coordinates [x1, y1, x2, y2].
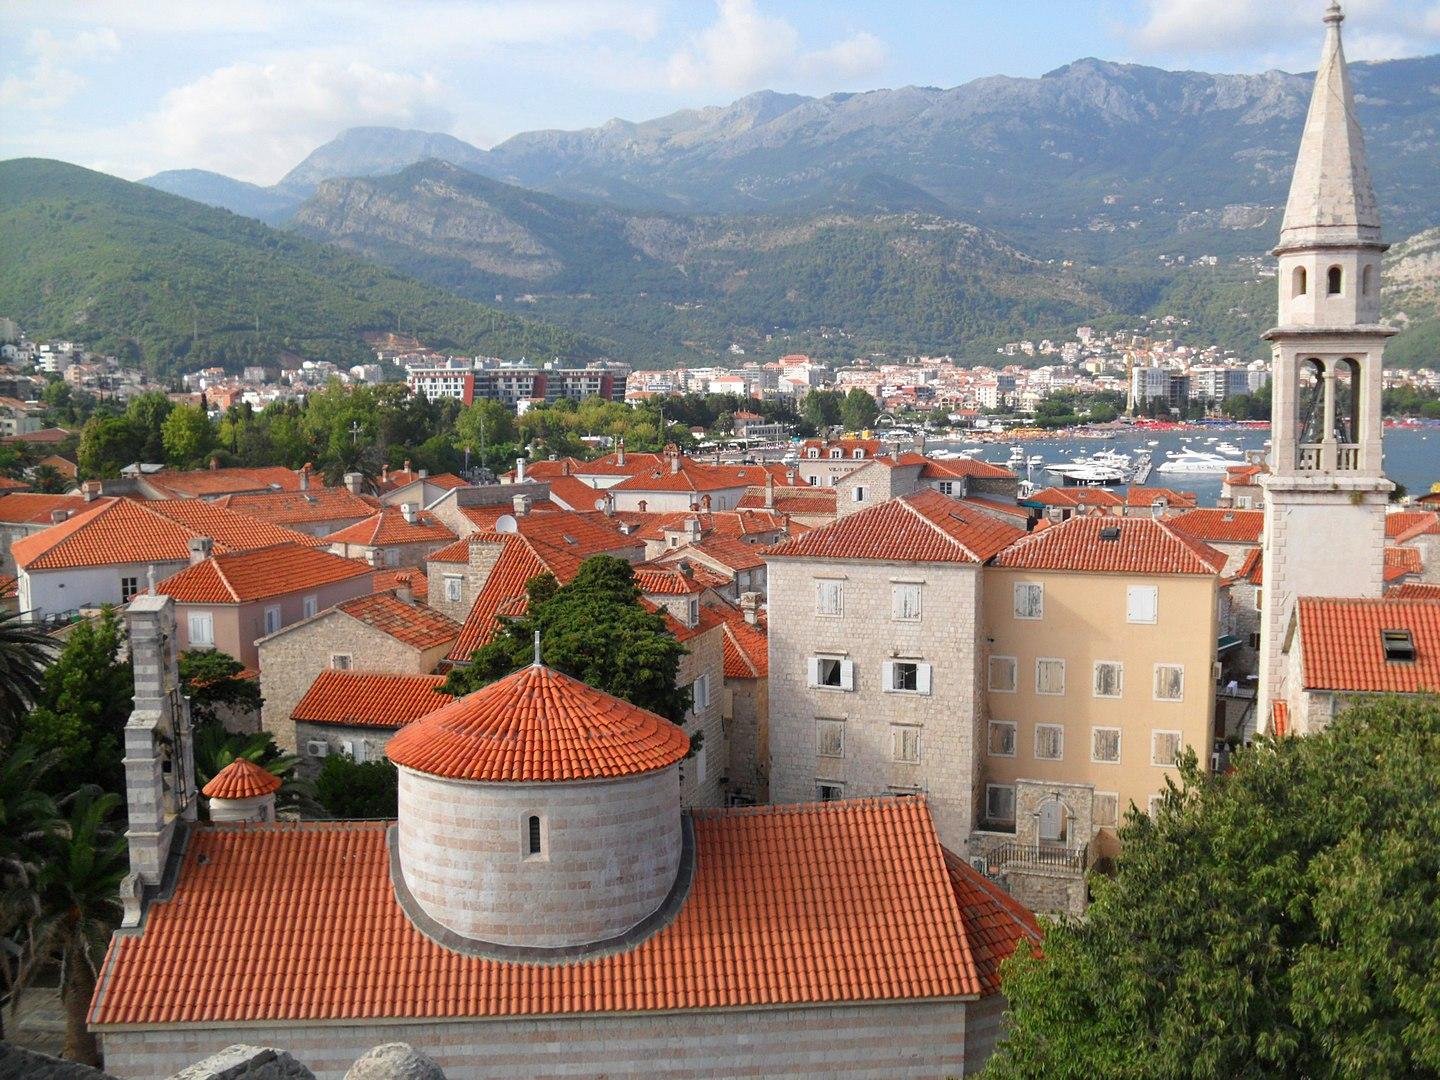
[839, 659, 855, 691]
[881, 660, 895, 692]
[916, 663, 932, 695]
[807, 657, 821, 688]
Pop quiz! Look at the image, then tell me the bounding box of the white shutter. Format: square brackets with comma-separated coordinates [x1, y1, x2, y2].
[916, 663, 932, 695]
[1127, 585, 1158, 624]
[839, 659, 855, 691]
[881, 660, 895, 692]
[807, 657, 821, 688]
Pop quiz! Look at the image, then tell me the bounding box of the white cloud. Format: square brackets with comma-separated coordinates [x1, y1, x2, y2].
[151, 56, 454, 183]
[665, 0, 887, 92]
[1127, 0, 1440, 66]
[0, 27, 120, 111]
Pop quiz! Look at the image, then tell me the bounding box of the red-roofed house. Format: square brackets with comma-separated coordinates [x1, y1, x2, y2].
[291, 670, 452, 767]
[121, 463, 308, 500]
[210, 487, 378, 537]
[325, 504, 457, 567]
[155, 543, 375, 668]
[1277, 597, 1440, 735]
[257, 590, 462, 753]
[14, 497, 322, 621]
[716, 597, 769, 803]
[0, 491, 91, 574]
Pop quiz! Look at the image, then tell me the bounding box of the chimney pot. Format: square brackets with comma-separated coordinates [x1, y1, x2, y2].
[394, 574, 414, 606]
[297, 468, 309, 491]
[740, 591, 761, 625]
[401, 503, 416, 524]
[187, 536, 213, 564]
[617, 439, 626, 466]
[419, 469, 428, 479]
[50, 508, 70, 524]
[513, 494, 532, 517]
[516, 457, 527, 483]
[403, 459, 412, 473]
[209, 456, 218, 471]
[343, 471, 364, 495]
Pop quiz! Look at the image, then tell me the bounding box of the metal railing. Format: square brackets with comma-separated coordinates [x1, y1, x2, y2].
[989, 840, 1088, 874]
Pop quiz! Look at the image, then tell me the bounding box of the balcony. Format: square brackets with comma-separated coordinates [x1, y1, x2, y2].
[1297, 443, 1361, 471]
[987, 840, 1088, 875]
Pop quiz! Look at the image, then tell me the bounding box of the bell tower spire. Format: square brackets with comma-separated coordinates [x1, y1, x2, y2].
[1257, 1, 1393, 726]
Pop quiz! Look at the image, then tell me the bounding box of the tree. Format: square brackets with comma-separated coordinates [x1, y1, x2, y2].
[0, 609, 58, 745]
[444, 556, 692, 723]
[453, 399, 517, 456]
[179, 649, 262, 728]
[18, 609, 133, 797]
[190, 724, 311, 818]
[27, 463, 68, 494]
[160, 403, 215, 466]
[801, 389, 842, 432]
[75, 416, 140, 479]
[124, 392, 174, 462]
[840, 387, 880, 431]
[315, 755, 399, 819]
[986, 695, 1440, 1080]
[24, 785, 126, 1065]
[0, 744, 63, 1041]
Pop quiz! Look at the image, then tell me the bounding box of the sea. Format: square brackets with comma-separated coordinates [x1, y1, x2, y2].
[927, 424, 1440, 508]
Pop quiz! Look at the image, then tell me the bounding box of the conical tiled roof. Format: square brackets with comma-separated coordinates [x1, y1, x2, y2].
[202, 758, 282, 800]
[386, 664, 689, 782]
[1278, 3, 1382, 249]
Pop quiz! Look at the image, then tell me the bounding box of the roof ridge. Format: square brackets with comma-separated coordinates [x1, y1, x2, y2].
[208, 556, 241, 602]
[900, 494, 979, 561]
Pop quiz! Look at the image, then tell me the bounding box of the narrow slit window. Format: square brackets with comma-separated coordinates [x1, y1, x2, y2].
[526, 815, 542, 856]
[1327, 265, 1343, 295]
[1292, 265, 1307, 297]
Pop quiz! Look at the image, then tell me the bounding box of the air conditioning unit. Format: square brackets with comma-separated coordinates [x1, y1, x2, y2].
[305, 740, 329, 758]
[969, 856, 991, 877]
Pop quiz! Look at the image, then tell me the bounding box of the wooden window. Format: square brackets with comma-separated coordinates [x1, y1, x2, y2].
[187, 611, 214, 646]
[988, 721, 1016, 757]
[444, 575, 463, 602]
[121, 576, 140, 603]
[817, 781, 844, 802]
[808, 656, 854, 691]
[1036, 657, 1066, 696]
[1152, 730, 1182, 766]
[1093, 661, 1124, 698]
[1154, 664, 1185, 701]
[815, 579, 843, 616]
[1035, 724, 1064, 760]
[816, 719, 845, 759]
[883, 660, 932, 694]
[989, 656, 1017, 692]
[891, 583, 922, 621]
[985, 785, 1016, 825]
[892, 726, 922, 764]
[1093, 792, 1119, 829]
[1126, 585, 1158, 624]
[1013, 582, 1043, 620]
[1092, 727, 1122, 763]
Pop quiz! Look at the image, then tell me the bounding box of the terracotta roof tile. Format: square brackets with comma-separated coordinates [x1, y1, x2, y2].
[333, 593, 460, 650]
[919, 457, 1017, 480]
[1389, 582, 1440, 600]
[736, 489, 837, 514]
[379, 471, 468, 493]
[0, 574, 16, 599]
[140, 466, 304, 498]
[994, 515, 1225, 576]
[624, 509, 785, 544]
[1029, 486, 1123, 508]
[91, 797, 987, 1026]
[1385, 545, 1424, 582]
[1386, 510, 1440, 543]
[766, 490, 1024, 564]
[610, 460, 754, 494]
[325, 507, 456, 547]
[387, 663, 689, 782]
[201, 758, 281, 800]
[958, 495, 1031, 521]
[370, 568, 428, 601]
[942, 850, 1042, 996]
[292, 671, 451, 729]
[716, 605, 768, 678]
[212, 488, 378, 527]
[1297, 597, 1440, 692]
[1124, 486, 1198, 509]
[635, 564, 719, 595]
[13, 499, 318, 572]
[156, 544, 373, 604]
[1168, 508, 1265, 544]
[0, 493, 89, 525]
[666, 535, 769, 573]
[445, 538, 549, 662]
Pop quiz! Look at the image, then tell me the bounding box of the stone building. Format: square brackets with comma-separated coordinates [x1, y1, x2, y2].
[256, 591, 459, 753]
[324, 505, 456, 568]
[764, 490, 1025, 846]
[91, 643, 1040, 1078]
[717, 598, 769, 803]
[0, 492, 88, 574]
[1257, 1, 1393, 724]
[291, 671, 452, 770]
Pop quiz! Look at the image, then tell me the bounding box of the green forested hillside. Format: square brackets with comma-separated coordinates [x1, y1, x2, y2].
[0, 159, 604, 374]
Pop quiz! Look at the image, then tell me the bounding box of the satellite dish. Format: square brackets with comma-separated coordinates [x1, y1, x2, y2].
[594, 498, 608, 512]
[494, 514, 518, 534]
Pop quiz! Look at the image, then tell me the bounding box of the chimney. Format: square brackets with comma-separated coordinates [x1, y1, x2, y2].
[119, 596, 196, 926]
[403, 459, 412, 474]
[687, 517, 702, 542]
[915, 430, 927, 454]
[671, 453, 681, 475]
[209, 456, 219, 471]
[516, 457, 527, 483]
[679, 559, 694, 578]
[786, 466, 797, 485]
[562, 459, 572, 477]
[83, 480, 100, 502]
[701, 494, 712, 511]
[394, 574, 414, 606]
[366, 548, 383, 568]
[401, 503, 417, 524]
[297, 465, 310, 491]
[187, 536, 213, 564]
[513, 494, 532, 517]
[419, 469, 428, 479]
[603, 492, 615, 517]
[343, 471, 364, 495]
[1151, 497, 1168, 519]
[381, 464, 389, 484]
[740, 591, 761, 625]
[638, 499, 647, 513]
[616, 438, 626, 466]
[765, 473, 775, 508]
[50, 508, 71, 524]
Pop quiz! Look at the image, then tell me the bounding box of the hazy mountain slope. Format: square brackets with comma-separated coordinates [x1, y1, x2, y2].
[1383, 227, 1440, 369]
[275, 127, 492, 197]
[289, 160, 1127, 362]
[0, 159, 604, 374]
[140, 169, 301, 224]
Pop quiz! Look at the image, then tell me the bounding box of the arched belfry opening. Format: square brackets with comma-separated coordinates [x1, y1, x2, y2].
[1292, 266, 1308, 297]
[1327, 265, 1343, 295]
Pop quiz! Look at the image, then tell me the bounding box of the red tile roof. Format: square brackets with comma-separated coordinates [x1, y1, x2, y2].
[12, 499, 317, 572]
[90, 797, 991, 1026]
[0, 574, 16, 599]
[1168, 508, 1265, 545]
[201, 758, 281, 800]
[325, 507, 455, 547]
[0, 492, 89, 525]
[766, 490, 1024, 564]
[1226, 547, 1264, 587]
[331, 593, 460, 650]
[1389, 582, 1440, 600]
[457, 500, 563, 531]
[994, 515, 1225, 576]
[387, 662, 689, 782]
[958, 495, 1031, 522]
[543, 473, 609, 511]
[1029, 486, 1123, 508]
[919, 457, 1017, 480]
[635, 564, 719, 595]
[737, 489, 838, 514]
[379, 471, 468, 493]
[717, 605, 768, 678]
[1386, 510, 1440, 543]
[292, 671, 451, 729]
[211, 488, 377, 527]
[1296, 597, 1440, 692]
[156, 544, 373, 604]
[610, 460, 754, 494]
[667, 535, 769, 573]
[941, 850, 1042, 996]
[1124, 486, 1198, 509]
[370, 568, 428, 601]
[1385, 546, 1424, 582]
[139, 466, 304, 498]
[445, 537, 549, 662]
[624, 509, 785, 544]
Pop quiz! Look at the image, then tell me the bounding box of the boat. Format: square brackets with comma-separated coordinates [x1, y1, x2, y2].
[1215, 442, 1243, 455]
[1156, 451, 1237, 474]
[1058, 462, 1126, 485]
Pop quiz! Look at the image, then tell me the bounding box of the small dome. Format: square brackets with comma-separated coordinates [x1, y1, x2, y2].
[202, 758, 282, 799]
[386, 663, 688, 783]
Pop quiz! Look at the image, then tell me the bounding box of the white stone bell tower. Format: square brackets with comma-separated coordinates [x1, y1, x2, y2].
[1258, 2, 1393, 723]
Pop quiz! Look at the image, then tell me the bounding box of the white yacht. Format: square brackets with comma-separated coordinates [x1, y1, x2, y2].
[1156, 450, 1236, 474]
[1215, 442, 1243, 455]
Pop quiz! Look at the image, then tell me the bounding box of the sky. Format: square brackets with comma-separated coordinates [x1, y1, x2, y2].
[2, 0, 1437, 186]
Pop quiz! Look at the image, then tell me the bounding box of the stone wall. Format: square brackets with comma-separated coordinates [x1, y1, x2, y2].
[724, 673, 769, 803]
[676, 624, 727, 808]
[295, 720, 402, 775]
[395, 765, 683, 948]
[98, 1000, 973, 1080]
[259, 621, 432, 753]
[766, 556, 984, 847]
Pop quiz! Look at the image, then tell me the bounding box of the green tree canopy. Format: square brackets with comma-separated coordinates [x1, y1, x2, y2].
[160, 402, 215, 466]
[76, 415, 141, 479]
[315, 755, 399, 819]
[179, 649, 262, 727]
[443, 556, 692, 723]
[840, 387, 880, 431]
[986, 694, 1440, 1080]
